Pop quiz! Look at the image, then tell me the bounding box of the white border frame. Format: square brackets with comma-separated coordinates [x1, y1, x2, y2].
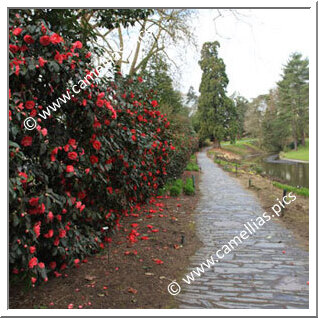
[2, 0, 316, 316]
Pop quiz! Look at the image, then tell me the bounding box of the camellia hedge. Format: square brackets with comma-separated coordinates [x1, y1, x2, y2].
[9, 12, 197, 285]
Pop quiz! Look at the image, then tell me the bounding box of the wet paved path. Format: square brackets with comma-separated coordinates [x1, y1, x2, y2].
[177, 149, 309, 309]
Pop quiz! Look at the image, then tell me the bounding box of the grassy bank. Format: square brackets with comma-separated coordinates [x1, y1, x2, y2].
[220, 138, 262, 157]
[272, 181, 309, 197]
[280, 139, 309, 162]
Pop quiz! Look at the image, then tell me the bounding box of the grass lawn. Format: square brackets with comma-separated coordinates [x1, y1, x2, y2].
[220, 138, 262, 157]
[281, 139, 309, 162]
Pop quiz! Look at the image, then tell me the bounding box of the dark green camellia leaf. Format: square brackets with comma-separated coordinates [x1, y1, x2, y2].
[12, 214, 20, 227]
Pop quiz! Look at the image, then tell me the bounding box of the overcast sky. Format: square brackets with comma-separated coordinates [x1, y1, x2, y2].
[176, 9, 311, 100]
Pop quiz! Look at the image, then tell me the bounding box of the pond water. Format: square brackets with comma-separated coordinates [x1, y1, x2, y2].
[250, 154, 309, 188]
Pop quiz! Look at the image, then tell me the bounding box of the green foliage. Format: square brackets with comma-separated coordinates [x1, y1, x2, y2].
[197, 41, 238, 145]
[185, 154, 199, 171]
[183, 178, 195, 195]
[169, 185, 182, 197]
[161, 177, 196, 197]
[14, 9, 153, 55]
[185, 162, 199, 171]
[233, 95, 249, 139]
[252, 165, 263, 174]
[245, 53, 309, 152]
[272, 182, 309, 197]
[277, 53, 309, 150]
[142, 54, 184, 114]
[174, 179, 183, 189]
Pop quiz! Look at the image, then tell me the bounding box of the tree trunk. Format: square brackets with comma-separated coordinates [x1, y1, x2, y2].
[301, 132, 306, 146]
[294, 138, 298, 151]
[214, 139, 221, 148]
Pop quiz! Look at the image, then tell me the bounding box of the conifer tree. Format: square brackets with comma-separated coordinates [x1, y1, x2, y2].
[197, 41, 237, 147]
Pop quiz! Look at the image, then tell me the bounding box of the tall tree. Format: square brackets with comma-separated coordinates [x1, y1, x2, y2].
[277, 53, 309, 150]
[261, 89, 291, 151]
[232, 94, 249, 139]
[197, 41, 237, 147]
[244, 95, 266, 148]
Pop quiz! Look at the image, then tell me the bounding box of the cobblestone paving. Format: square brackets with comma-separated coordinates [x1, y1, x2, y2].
[177, 150, 309, 309]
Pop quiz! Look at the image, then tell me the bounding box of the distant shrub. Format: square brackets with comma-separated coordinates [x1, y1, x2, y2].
[174, 179, 183, 189]
[170, 185, 182, 197]
[254, 166, 263, 174]
[183, 178, 195, 195]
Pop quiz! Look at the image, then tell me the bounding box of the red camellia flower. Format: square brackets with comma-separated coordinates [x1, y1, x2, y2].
[137, 76, 143, 83]
[29, 197, 39, 206]
[90, 155, 98, 164]
[131, 135, 137, 142]
[60, 263, 67, 270]
[9, 44, 19, 54]
[92, 140, 101, 151]
[39, 35, 50, 46]
[28, 257, 38, 268]
[12, 28, 22, 36]
[106, 187, 113, 194]
[50, 33, 63, 44]
[72, 41, 82, 49]
[18, 172, 28, 183]
[47, 211, 54, 222]
[66, 165, 74, 173]
[74, 259, 80, 268]
[44, 229, 54, 238]
[68, 152, 78, 160]
[54, 51, 64, 64]
[21, 136, 32, 147]
[33, 221, 41, 238]
[59, 229, 66, 238]
[29, 246, 36, 254]
[54, 237, 59, 246]
[96, 99, 104, 107]
[49, 261, 56, 270]
[68, 138, 76, 147]
[153, 258, 164, 265]
[38, 262, 45, 269]
[39, 57, 47, 67]
[31, 277, 37, 284]
[23, 35, 35, 44]
[151, 100, 158, 107]
[41, 128, 47, 137]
